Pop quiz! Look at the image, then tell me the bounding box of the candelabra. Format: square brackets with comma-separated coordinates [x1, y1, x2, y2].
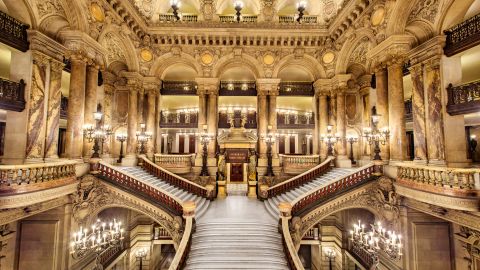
[363, 113, 390, 161]
[262, 125, 277, 177]
[116, 133, 127, 163]
[199, 125, 213, 176]
[135, 248, 148, 270]
[321, 125, 340, 156]
[296, 1, 307, 23]
[83, 111, 113, 159]
[70, 219, 124, 270]
[346, 135, 359, 165]
[349, 220, 402, 269]
[136, 123, 152, 155]
[234, 0, 243, 22]
[171, 0, 181, 21]
[324, 247, 336, 270]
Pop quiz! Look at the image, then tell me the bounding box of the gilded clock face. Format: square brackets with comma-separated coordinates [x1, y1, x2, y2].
[201, 52, 214, 65]
[263, 54, 275, 65]
[140, 48, 153, 62]
[371, 7, 385, 26]
[90, 3, 105, 22]
[322, 52, 335, 64]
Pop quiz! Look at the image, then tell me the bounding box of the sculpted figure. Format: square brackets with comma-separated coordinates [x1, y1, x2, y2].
[248, 150, 257, 181]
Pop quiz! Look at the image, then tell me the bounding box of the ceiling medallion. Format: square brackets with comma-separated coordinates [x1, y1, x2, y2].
[201, 52, 214, 65]
[322, 52, 335, 64]
[140, 48, 153, 62]
[263, 53, 275, 66]
[90, 3, 105, 22]
[371, 7, 385, 26]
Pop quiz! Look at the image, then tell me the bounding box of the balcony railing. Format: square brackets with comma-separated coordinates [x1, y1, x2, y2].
[219, 15, 258, 23]
[60, 95, 68, 119]
[405, 99, 412, 121]
[277, 112, 315, 129]
[218, 111, 257, 129]
[154, 154, 194, 174]
[279, 81, 314, 96]
[159, 14, 198, 23]
[280, 154, 320, 174]
[278, 15, 318, 24]
[219, 80, 257, 96]
[160, 110, 198, 128]
[444, 13, 480, 56]
[0, 10, 29, 52]
[446, 80, 480, 115]
[161, 81, 197, 95]
[0, 78, 26, 112]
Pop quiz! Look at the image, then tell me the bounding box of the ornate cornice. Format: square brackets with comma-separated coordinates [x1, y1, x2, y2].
[59, 30, 107, 67]
[256, 78, 281, 95]
[367, 35, 416, 68]
[28, 30, 66, 63]
[0, 196, 70, 225]
[408, 35, 445, 66]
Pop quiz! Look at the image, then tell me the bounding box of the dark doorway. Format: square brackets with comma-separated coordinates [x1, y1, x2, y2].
[289, 136, 295, 154]
[178, 135, 185, 153]
[406, 131, 414, 160]
[279, 136, 285, 154]
[58, 128, 66, 157]
[230, 163, 243, 182]
[189, 135, 195, 153]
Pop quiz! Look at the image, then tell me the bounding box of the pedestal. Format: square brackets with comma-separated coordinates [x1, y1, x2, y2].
[248, 180, 257, 198]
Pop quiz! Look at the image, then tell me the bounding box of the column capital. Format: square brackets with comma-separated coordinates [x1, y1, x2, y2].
[143, 76, 161, 93]
[59, 30, 106, 69]
[28, 30, 66, 63]
[103, 71, 117, 87]
[31, 50, 51, 67]
[256, 78, 281, 96]
[408, 35, 445, 66]
[50, 58, 65, 73]
[195, 77, 219, 95]
[367, 35, 415, 71]
[358, 74, 372, 90]
[121, 71, 144, 91]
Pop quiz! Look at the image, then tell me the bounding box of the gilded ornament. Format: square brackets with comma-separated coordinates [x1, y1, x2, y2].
[140, 48, 153, 62]
[322, 52, 335, 64]
[263, 54, 275, 65]
[371, 7, 385, 26]
[201, 52, 214, 65]
[90, 3, 105, 22]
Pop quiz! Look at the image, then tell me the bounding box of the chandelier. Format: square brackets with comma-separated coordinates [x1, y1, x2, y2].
[321, 124, 340, 156]
[363, 112, 390, 161]
[350, 220, 402, 267]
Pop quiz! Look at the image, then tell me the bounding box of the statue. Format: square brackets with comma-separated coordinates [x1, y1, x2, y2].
[248, 150, 257, 181]
[217, 150, 226, 181]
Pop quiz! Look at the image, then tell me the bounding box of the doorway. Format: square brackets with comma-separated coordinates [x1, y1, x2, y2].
[230, 163, 243, 182]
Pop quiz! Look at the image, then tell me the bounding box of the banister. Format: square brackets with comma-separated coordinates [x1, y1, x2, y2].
[291, 164, 376, 216]
[264, 157, 334, 198]
[140, 156, 212, 199]
[281, 217, 305, 270]
[169, 216, 193, 270]
[97, 161, 183, 216]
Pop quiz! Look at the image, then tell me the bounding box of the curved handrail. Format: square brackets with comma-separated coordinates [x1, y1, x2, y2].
[97, 161, 183, 216]
[265, 157, 335, 198]
[140, 156, 211, 199]
[291, 164, 375, 216]
[281, 217, 305, 270]
[169, 216, 193, 270]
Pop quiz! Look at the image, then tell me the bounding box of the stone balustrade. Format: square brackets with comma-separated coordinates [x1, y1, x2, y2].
[280, 154, 320, 174]
[396, 163, 480, 196]
[169, 210, 194, 270]
[153, 154, 194, 174]
[0, 160, 78, 195]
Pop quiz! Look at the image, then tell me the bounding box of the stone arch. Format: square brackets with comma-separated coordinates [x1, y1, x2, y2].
[1, 0, 36, 27]
[149, 52, 202, 78]
[273, 54, 325, 80]
[212, 53, 264, 78]
[439, 0, 477, 32]
[34, 0, 89, 38]
[98, 26, 139, 72]
[335, 30, 376, 74]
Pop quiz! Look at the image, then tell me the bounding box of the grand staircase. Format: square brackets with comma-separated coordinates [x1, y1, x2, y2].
[119, 167, 210, 218]
[264, 167, 354, 218]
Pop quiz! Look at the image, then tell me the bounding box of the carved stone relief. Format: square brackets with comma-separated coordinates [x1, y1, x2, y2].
[407, 0, 439, 23]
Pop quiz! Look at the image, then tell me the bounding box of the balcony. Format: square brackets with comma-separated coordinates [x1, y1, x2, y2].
[0, 10, 29, 52]
[446, 80, 480, 115]
[277, 110, 314, 129]
[279, 81, 314, 96]
[161, 81, 197, 95]
[219, 15, 258, 23]
[0, 78, 26, 112]
[444, 13, 480, 57]
[278, 15, 318, 24]
[219, 81, 257, 96]
[159, 14, 198, 23]
[160, 110, 198, 128]
[218, 109, 257, 129]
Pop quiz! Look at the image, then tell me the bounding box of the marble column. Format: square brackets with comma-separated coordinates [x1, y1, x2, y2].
[425, 59, 446, 164]
[318, 93, 329, 160]
[258, 93, 268, 158]
[65, 54, 87, 160]
[387, 60, 407, 162]
[207, 92, 218, 157]
[268, 93, 278, 157]
[155, 93, 162, 154]
[360, 90, 371, 158]
[410, 64, 427, 162]
[126, 88, 138, 157]
[375, 67, 390, 160]
[25, 52, 49, 161]
[330, 94, 337, 133]
[137, 89, 145, 125]
[102, 72, 115, 157]
[83, 64, 99, 159]
[336, 88, 347, 158]
[44, 60, 64, 160]
[146, 89, 157, 158]
[312, 96, 319, 155]
[197, 91, 207, 154]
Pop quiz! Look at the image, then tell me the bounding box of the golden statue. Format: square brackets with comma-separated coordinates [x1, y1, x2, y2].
[248, 150, 257, 181]
[217, 151, 226, 181]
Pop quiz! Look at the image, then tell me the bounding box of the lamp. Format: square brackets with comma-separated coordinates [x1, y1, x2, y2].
[296, 1, 307, 23]
[116, 133, 127, 163]
[363, 112, 390, 161]
[170, 0, 181, 21]
[234, 0, 244, 23]
[136, 123, 152, 155]
[83, 111, 113, 158]
[349, 220, 402, 268]
[135, 247, 148, 270]
[324, 247, 336, 270]
[199, 125, 213, 176]
[346, 135, 359, 165]
[261, 125, 277, 177]
[321, 124, 340, 156]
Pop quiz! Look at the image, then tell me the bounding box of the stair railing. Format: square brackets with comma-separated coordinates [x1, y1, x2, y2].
[97, 161, 184, 216]
[261, 157, 334, 199]
[140, 156, 214, 200]
[169, 215, 194, 270]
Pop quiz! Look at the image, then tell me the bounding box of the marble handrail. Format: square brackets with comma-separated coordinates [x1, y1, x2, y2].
[97, 161, 184, 216]
[154, 154, 194, 168]
[291, 164, 376, 216]
[0, 160, 78, 192]
[169, 215, 193, 270]
[142, 156, 212, 199]
[281, 217, 305, 270]
[264, 157, 334, 198]
[280, 154, 320, 167]
[396, 163, 480, 195]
